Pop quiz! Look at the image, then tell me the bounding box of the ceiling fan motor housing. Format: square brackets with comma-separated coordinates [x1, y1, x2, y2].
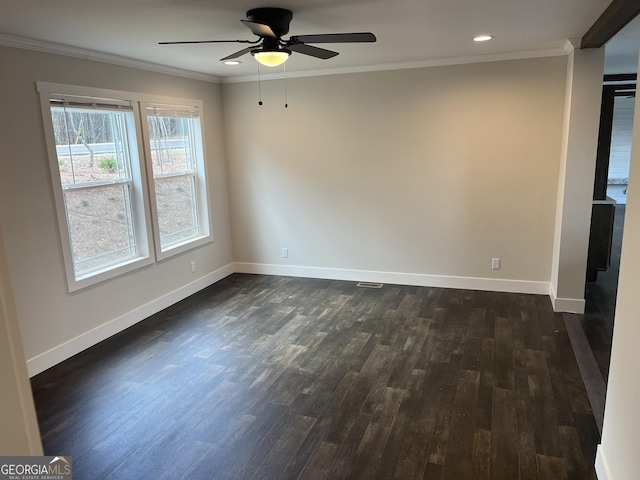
[245, 8, 293, 37]
[253, 36, 290, 55]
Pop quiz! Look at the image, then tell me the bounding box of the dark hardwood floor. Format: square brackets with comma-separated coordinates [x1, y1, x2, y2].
[31, 274, 599, 479]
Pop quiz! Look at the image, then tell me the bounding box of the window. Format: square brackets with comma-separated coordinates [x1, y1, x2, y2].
[38, 83, 211, 292]
[143, 104, 210, 258]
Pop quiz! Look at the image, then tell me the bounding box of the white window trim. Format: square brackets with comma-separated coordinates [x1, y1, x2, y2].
[37, 82, 213, 292]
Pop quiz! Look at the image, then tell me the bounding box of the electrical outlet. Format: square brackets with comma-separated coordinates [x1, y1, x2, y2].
[282, 248, 289, 258]
[191, 261, 196, 273]
[491, 258, 501, 270]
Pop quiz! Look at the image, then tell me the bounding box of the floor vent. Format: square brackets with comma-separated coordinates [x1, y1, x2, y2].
[356, 282, 384, 289]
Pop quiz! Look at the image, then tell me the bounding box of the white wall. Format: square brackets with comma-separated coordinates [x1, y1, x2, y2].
[223, 58, 567, 292]
[550, 43, 605, 313]
[608, 96, 635, 182]
[0, 227, 42, 455]
[607, 96, 634, 204]
[0, 46, 234, 375]
[596, 57, 640, 480]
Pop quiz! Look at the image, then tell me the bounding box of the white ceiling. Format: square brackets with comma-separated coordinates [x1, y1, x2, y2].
[0, 0, 637, 81]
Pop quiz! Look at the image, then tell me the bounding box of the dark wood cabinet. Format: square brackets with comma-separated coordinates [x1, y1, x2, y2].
[586, 200, 615, 281]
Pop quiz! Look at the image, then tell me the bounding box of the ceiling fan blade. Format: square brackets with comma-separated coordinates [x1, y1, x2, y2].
[159, 39, 256, 45]
[220, 46, 255, 61]
[289, 32, 376, 44]
[287, 43, 339, 59]
[241, 20, 277, 38]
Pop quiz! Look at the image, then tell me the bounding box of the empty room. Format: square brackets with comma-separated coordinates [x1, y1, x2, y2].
[1, 1, 640, 479]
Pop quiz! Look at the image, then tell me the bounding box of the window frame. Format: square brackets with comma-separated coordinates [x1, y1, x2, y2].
[140, 102, 211, 260]
[38, 82, 212, 292]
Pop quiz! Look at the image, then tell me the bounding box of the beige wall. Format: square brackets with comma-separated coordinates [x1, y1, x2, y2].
[224, 58, 567, 287]
[0, 47, 573, 374]
[0, 46, 233, 374]
[597, 55, 640, 480]
[0, 43, 609, 464]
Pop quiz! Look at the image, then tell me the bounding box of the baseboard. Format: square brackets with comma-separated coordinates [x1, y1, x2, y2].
[26, 263, 566, 376]
[233, 262, 550, 295]
[549, 284, 586, 313]
[26, 263, 234, 377]
[595, 444, 613, 480]
[563, 313, 606, 435]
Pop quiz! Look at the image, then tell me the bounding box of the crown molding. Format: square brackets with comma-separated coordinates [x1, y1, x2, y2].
[0, 33, 569, 86]
[563, 38, 581, 54]
[0, 34, 221, 84]
[222, 47, 569, 83]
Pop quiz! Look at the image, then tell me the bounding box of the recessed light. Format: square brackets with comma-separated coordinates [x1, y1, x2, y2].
[473, 35, 494, 42]
[224, 60, 241, 65]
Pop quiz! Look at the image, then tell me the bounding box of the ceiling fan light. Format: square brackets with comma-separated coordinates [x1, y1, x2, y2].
[473, 34, 494, 42]
[253, 50, 290, 67]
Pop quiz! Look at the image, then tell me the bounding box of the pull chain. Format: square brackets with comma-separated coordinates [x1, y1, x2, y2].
[257, 63, 263, 106]
[284, 62, 288, 108]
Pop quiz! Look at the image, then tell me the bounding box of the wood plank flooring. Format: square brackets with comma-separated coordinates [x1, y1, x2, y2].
[31, 274, 599, 479]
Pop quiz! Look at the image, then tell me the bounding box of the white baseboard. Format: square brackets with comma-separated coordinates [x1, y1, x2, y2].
[27, 263, 570, 376]
[595, 444, 612, 480]
[234, 262, 550, 295]
[27, 264, 234, 377]
[549, 284, 585, 313]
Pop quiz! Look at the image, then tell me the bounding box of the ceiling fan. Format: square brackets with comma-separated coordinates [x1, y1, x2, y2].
[159, 7, 376, 67]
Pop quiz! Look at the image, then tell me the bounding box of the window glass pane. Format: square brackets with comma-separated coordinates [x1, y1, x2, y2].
[51, 106, 131, 186]
[147, 115, 196, 176]
[154, 176, 199, 248]
[64, 182, 137, 276]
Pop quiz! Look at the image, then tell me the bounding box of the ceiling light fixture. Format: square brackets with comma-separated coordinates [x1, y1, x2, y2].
[252, 49, 290, 67]
[473, 35, 494, 42]
[224, 60, 241, 65]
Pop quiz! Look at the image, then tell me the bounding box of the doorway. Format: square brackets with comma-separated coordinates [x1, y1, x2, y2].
[584, 75, 636, 383]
